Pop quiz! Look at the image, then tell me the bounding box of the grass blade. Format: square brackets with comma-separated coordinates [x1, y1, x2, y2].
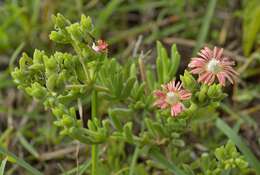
[242, 1, 260, 56]
[9, 42, 25, 71]
[61, 160, 91, 175]
[192, 0, 217, 55]
[95, 0, 123, 37]
[216, 118, 260, 173]
[0, 146, 43, 175]
[149, 149, 187, 175]
[17, 132, 39, 159]
[129, 146, 140, 175]
[0, 157, 8, 175]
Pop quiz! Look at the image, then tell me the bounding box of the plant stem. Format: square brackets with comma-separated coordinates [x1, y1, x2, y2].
[91, 90, 98, 119]
[91, 90, 98, 175]
[91, 145, 98, 175]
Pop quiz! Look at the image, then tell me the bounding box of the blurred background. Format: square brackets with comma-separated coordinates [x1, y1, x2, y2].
[0, 0, 259, 174]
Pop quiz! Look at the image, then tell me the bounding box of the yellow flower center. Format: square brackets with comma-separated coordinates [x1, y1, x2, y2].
[166, 92, 179, 105]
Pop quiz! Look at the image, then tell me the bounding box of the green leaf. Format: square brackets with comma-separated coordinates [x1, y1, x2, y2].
[145, 118, 157, 137]
[123, 122, 134, 143]
[160, 45, 169, 83]
[121, 77, 136, 98]
[146, 68, 156, 91]
[109, 112, 123, 131]
[216, 118, 260, 173]
[69, 127, 93, 144]
[156, 41, 164, 84]
[0, 146, 43, 175]
[169, 44, 180, 77]
[49, 31, 70, 44]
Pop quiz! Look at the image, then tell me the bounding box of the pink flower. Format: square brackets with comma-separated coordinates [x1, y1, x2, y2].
[154, 80, 191, 117]
[92, 39, 108, 52]
[188, 47, 238, 86]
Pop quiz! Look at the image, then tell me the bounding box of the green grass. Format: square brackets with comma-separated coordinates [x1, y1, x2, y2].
[0, 146, 43, 175]
[193, 0, 217, 55]
[216, 118, 260, 174]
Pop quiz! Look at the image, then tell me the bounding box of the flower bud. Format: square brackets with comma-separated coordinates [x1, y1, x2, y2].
[180, 70, 199, 92]
[207, 84, 224, 100]
[197, 85, 208, 103]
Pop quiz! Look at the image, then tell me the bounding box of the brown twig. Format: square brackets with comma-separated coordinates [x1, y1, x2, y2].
[39, 144, 85, 161]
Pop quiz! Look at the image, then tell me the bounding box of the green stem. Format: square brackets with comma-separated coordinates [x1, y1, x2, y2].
[129, 146, 140, 175]
[91, 90, 98, 175]
[91, 90, 98, 119]
[91, 145, 98, 175]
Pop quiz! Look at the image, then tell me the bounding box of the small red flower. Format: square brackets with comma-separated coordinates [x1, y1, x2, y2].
[92, 39, 108, 52]
[154, 80, 191, 117]
[188, 47, 238, 86]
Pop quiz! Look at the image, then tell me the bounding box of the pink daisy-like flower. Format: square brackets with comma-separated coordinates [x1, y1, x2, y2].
[154, 80, 191, 117]
[92, 39, 108, 52]
[188, 47, 238, 86]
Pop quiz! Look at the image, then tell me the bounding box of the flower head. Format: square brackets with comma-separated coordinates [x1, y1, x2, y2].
[92, 39, 108, 52]
[188, 47, 238, 86]
[154, 80, 191, 117]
